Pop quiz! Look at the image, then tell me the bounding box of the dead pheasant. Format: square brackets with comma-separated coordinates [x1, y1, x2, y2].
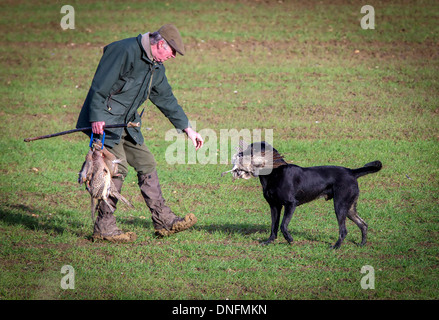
[221, 140, 287, 180]
[78, 149, 93, 190]
[78, 139, 133, 221]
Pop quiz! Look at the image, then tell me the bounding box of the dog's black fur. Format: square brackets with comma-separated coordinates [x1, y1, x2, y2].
[246, 142, 382, 248]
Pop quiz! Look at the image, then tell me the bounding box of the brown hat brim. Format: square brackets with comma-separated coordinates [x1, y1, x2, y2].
[158, 24, 185, 56]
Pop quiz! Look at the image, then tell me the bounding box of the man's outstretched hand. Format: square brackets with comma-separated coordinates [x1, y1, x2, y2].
[184, 127, 204, 150]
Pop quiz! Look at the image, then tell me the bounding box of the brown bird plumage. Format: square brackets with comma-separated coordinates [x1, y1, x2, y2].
[78, 139, 133, 221]
[221, 140, 288, 180]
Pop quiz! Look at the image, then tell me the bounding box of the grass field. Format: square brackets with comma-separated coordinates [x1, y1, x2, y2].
[0, 0, 438, 300]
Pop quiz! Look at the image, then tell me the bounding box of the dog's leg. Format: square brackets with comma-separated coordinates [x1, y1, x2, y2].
[332, 199, 349, 249]
[347, 199, 368, 246]
[280, 203, 296, 244]
[332, 183, 362, 249]
[262, 204, 282, 245]
[332, 214, 347, 249]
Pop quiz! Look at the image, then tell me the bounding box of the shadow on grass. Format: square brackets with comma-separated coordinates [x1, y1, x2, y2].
[199, 223, 267, 235]
[0, 204, 85, 236]
[0, 203, 156, 240]
[196, 222, 331, 246]
[0, 204, 342, 247]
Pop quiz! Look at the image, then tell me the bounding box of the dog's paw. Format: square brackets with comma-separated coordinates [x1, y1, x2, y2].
[285, 236, 294, 244]
[261, 239, 274, 246]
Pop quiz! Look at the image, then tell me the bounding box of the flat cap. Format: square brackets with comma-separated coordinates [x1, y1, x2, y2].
[158, 24, 185, 56]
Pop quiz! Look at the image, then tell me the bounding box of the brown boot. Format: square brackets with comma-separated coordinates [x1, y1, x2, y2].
[92, 177, 137, 243]
[138, 171, 197, 237]
[154, 213, 197, 237]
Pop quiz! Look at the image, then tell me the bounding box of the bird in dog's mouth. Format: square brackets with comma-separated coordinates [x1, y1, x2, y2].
[221, 166, 253, 180]
[221, 141, 287, 180]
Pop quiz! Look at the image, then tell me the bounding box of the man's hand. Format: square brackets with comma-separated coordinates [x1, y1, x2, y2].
[184, 127, 204, 150]
[91, 121, 105, 135]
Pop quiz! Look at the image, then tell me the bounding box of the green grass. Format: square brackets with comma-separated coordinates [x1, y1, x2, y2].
[0, 0, 438, 300]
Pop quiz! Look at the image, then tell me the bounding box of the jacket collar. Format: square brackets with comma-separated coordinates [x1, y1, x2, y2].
[137, 33, 154, 63]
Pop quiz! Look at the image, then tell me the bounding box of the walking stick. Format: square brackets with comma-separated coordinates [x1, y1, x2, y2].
[23, 122, 140, 142]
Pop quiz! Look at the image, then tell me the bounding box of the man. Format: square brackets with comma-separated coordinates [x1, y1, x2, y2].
[77, 24, 203, 242]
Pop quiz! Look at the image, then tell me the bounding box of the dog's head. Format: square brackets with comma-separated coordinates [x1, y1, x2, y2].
[221, 141, 287, 180]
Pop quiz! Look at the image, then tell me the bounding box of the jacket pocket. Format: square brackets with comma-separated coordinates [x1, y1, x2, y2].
[106, 97, 127, 116]
[110, 78, 127, 95]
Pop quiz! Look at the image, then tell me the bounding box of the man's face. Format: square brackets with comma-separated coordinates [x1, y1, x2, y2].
[152, 40, 176, 63]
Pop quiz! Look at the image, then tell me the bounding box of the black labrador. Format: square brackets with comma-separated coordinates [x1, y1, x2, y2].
[222, 141, 382, 248]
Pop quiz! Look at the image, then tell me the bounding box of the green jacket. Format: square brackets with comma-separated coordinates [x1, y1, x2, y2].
[76, 34, 190, 147]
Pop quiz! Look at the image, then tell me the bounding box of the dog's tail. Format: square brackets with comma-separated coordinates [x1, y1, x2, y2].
[351, 161, 382, 178]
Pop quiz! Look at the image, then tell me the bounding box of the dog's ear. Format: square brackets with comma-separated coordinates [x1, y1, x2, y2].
[272, 151, 287, 168]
